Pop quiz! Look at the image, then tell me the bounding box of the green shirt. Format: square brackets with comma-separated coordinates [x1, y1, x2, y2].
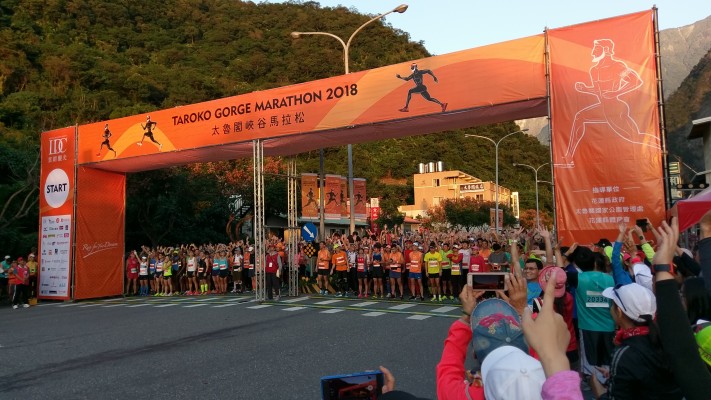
[575, 271, 615, 332]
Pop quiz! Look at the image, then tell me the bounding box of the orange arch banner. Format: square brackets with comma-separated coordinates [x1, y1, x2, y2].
[550, 10, 665, 245]
[39, 9, 666, 299]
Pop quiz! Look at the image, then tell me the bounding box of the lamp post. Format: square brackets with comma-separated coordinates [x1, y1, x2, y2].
[291, 4, 408, 237]
[465, 128, 528, 232]
[513, 162, 549, 228]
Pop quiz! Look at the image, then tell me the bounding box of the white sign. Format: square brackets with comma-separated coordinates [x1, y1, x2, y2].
[44, 168, 70, 208]
[460, 183, 484, 192]
[39, 215, 72, 298]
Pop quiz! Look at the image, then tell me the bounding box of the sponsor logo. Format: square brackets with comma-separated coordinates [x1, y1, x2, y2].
[48, 136, 68, 156]
[44, 168, 70, 208]
[81, 241, 119, 258]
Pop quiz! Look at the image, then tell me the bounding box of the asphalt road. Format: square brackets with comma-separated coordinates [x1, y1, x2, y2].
[1, 294, 461, 399]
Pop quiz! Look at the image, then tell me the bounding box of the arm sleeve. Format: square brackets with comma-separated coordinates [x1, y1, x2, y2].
[611, 241, 633, 285]
[541, 370, 583, 400]
[436, 320, 479, 400]
[698, 238, 711, 292]
[656, 278, 711, 399]
[640, 242, 655, 262]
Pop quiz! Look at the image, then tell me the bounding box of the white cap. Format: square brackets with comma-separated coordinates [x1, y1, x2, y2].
[248, 246, 254, 252]
[4, 255, 10, 259]
[482, 346, 545, 400]
[632, 263, 653, 292]
[602, 283, 656, 323]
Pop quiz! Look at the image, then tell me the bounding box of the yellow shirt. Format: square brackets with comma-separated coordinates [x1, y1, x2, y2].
[424, 252, 442, 274]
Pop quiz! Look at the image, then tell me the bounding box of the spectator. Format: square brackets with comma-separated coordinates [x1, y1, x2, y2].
[11, 258, 30, 309]
[0, 255, 10, 302]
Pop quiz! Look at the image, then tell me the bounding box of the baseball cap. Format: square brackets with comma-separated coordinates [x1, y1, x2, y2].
[453, 244, 460, 249]
[602, 283, 656, 323]
[481, 346, 545, 400]
[695, 323, 711, 367]
[413, 242, 419, 247]
[471, 246, 480, 251]
[141, 256, 147, 259]
[4, 255, 9, 259]
[28, 254, 35, 258]
[538, 266, 567, 298]
[470, 299, 528, 362]
[17, 257, 24, 262]
[622, 253, 631, 261]
[247, 246, 254, 252]
[632, 263, 653, 292]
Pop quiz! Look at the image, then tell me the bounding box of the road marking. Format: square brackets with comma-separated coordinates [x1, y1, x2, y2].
[280, 297, 308, 303]
[431, 306, 458, 313]
[57, 303, 79, 307]
[126, 304, 151, 308]
[314, 300, 342, 305]
[282, 307, 307, 312]
[407, 315, 431, 320]
[213, 303, 239, 308]
[363, 312, 385, 317]
[351, 301, 377, 307]
[78, 304, 100, 308]
[320, 309, 345, 314]
[389, 304, 417, 310]
[183, 304, 209, 308]
[154, 304, 178, 308]
[247, 305, 272, 309]
[102, 304, 126, 308]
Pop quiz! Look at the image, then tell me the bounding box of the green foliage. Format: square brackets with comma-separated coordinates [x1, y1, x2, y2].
[424, 198, 516, 231]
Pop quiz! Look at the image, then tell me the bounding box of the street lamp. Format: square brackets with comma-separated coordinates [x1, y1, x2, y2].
[465, 128, 528, 232]
[292, 4, 409, 237]
[513, 162, 549, 228]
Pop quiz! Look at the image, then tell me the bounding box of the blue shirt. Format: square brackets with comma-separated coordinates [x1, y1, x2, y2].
[527, 281, 542, 305]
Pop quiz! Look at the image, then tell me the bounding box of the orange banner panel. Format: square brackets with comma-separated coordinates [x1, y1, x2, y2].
[38, 126, 76, 300]
[301, 173, 319, 220]
[324, 175, 342, 221]
[76, 36, 546, 168]
[550, 10, 664, 244]
[73, 167, 125, 300]
[353, 178, 367, 221]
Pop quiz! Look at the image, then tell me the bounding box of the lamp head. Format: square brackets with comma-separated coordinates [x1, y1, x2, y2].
[394, 4, 408, 13]
[521, 128, 529, 132]
[290, 32, 302, 39]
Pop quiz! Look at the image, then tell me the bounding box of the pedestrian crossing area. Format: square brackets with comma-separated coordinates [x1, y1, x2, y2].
[37, 294, 463, 321]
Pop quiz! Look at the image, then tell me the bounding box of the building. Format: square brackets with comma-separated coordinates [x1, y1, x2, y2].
[689, 116, 711, 185]
[398, 164, 514, 219]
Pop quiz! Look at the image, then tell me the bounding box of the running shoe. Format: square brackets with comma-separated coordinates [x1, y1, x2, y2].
[430, 296, 437, 302]
[357, 293, 362, 298]
[23, 304, 29, 308]
[12, 305, 18, 309]
[449, 296, 455, 301]
[409, 296, 416, 300]
[386, 293, 392, 299]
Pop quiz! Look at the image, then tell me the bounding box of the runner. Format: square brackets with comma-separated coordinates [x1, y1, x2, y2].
[126, 251, 139, 296]
[162, 253, 173, 296]
[439, 243, 453, 300]
[137, 115, 162, 150]
[395, 63, 447, 112]
[210, 250, 222, 294]
[244, 246, 254, 293]
[316, 241, 331, 295]
[356, 247, 368, 298]
[138, 255, 149, 296]
[408, 244, 424, 301]
[424, 243, 442, 302]
[230, 247, 243, 293]
[185, 249, 198, 295]
[447, 244, 463, 299]
[154, 254, 164, 296]
[96, 123, 117, 157]
[218, 249, 229, 294]
[330, 244, 349, 297]
[371, 244, 384, 299]
[26, 253, 38, 299]
[387, 245, 405, 299]
[197, 250, 209, 295]
[149, 252, 158, 295]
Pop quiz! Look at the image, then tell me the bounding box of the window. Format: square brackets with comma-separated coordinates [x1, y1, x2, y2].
[476, 194, 483, 201]
[433, 178, 440, 187]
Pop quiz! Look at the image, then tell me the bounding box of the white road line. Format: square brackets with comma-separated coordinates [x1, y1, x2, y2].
[314, 300, 342, 305]
[247, 305, 273, 309]
[282, 307, 307, 312]
[389, 304, 417, 310]
[280, 297, 308, 303]
[212, 303, 239, 308]
[126, 304, 151, 308]
[362, 312, 385, 317]
[154, 304, 179, 308]
[351, 301, 377, 307]
[320, 309, 345, 314]
[102, 304, 126, 308]
[78, 304, 100, 308]
[430, 306, 458, 313]
[407, 315, 431, 320]
[183, 304, 209, 308]
[57, 303, 79, 307]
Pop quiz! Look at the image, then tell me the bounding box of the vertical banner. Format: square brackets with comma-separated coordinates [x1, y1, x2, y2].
[38, 126, 76, 300]
[489, 208, 503, 228]
[340, 176, 348, 219]
[353, 178, 367, 221]
[300, 173, 319, 220]
[370, 197, 381, 234]
[73, 167, 125, 300]
[324, 174, 341, 220]
[549, 10, 664, 244]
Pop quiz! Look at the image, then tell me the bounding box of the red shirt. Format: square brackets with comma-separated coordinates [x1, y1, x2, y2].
[265, 253, 280, 273]
[127, 257, 139, 275]
[469, 255, 487, 272]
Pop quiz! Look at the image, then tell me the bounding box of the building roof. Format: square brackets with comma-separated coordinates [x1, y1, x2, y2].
[688, 116, 711, 140]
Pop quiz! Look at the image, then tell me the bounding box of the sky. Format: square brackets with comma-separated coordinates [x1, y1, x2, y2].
[262, 0, 711, 55]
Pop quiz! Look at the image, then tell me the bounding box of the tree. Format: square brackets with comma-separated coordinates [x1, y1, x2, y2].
[423, 198, 517, 231]
[517, 209, 554, 230]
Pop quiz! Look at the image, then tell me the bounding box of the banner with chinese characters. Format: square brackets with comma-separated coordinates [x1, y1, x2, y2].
[353, 178, 367, 221]
[324, 175, 342, 220]
[549, 10, 664, 244]
[38, 126, 76, 300]
[301, 173, 319, 220]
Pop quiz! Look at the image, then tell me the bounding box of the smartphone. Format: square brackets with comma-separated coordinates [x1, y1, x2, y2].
[467, 272, 507, 291]
[321, 371, 384, 400]
[635, 218, 648, 232]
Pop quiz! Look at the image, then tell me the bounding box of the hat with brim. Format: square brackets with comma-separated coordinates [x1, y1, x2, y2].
[482, 346, 545, 400]
[538, 266, 567, 298]
[602, 283, 656, 323]
[471, 299, 527, 363]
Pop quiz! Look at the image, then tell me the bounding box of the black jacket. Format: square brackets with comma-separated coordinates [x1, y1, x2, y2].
[606, 335, 682, 400]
